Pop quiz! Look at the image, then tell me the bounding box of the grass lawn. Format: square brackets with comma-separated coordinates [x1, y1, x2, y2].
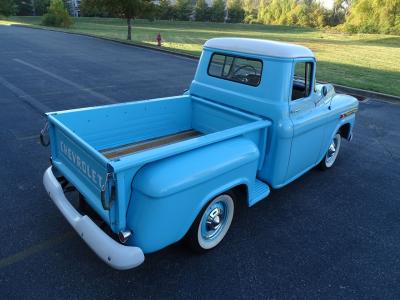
[2, 16, 400, 96]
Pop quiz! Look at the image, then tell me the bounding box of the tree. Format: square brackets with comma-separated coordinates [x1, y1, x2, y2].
[80, 0, 110, 17]
[0, 0, 16, 16]
[175, 0, 192, 21]
[195, 0, 210, 21]
[157, 0, 174, 20]
[42, 0, 72, 27]
[334, 0, 353, 16]
[227, 0, 244, 22]
[34, 0, 50, 15]
[85, 0, 153, 40]
[257, 0, 268, 24]
[256, 0, 329, 27]
[290, 0, 327, 27]
[210, 0, 225, 22]
[326, 0, 351, 25]
[15, 0, 33, 15]
[343, 0, 400, 34]
[243, 0, 258, 23]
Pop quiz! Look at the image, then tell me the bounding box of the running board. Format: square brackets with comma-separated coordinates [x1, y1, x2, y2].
[249, 179, 270, 207]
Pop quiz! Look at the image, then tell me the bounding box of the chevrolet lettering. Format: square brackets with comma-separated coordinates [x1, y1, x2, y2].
[59, 141, 103, 188]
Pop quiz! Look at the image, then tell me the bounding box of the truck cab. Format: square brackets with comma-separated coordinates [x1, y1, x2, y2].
[192, 38, 357, 187]
[43, 38, 358, 270]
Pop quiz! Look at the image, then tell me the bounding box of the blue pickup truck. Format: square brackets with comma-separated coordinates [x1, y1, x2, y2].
[43, 38, 358, 270]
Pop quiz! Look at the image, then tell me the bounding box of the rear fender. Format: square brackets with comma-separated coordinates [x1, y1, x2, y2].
[199, 178, 251, 211]
[126, 137, 260, 253]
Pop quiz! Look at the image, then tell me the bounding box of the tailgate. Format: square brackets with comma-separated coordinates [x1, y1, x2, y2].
[48, 115, 112, 224]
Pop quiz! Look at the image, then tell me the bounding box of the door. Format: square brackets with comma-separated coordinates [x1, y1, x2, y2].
[286, 60, 325, 181]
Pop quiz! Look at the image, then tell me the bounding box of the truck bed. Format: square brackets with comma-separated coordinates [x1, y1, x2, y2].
[47, 95, 270, 231]
[51, 95, 266, 162]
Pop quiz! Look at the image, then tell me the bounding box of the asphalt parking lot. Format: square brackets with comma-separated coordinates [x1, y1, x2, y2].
[0, 26, 399, 299]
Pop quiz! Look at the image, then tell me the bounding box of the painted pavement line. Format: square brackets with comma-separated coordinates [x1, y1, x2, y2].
[15, 134, 42, 141]
[0, 231, 75, 269]
[13, 58, 116, 105]
[0, 75, 51, 114]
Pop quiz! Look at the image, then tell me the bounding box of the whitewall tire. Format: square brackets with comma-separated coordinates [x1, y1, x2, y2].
[186, 193, 235, 252]
[319, 133, 342, 170]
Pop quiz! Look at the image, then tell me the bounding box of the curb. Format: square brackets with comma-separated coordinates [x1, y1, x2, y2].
[331, 84, 400, 104]
[10, 23, 400, 103]
[12, 24, 199, 60]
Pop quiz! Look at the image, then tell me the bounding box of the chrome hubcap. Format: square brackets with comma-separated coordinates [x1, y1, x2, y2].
[206, 208, 222, 231]
[328, 142, 336, 158]
[201, 201, 227, 240]
[326, 135, 340, 166]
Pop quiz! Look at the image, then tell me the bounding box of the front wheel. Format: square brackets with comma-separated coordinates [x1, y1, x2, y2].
[185, 193, 235, 253]
[318, 133, 342, 170]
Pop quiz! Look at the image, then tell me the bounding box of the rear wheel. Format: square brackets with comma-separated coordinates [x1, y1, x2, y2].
[318, 133, 342, 170]
[185, 192, 235, 253]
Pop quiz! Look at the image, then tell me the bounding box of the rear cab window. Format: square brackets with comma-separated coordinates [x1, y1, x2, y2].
[208, 53, 263, 87]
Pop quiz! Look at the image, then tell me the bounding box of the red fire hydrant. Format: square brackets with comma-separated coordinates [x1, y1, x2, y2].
[156, 33, 162, 47]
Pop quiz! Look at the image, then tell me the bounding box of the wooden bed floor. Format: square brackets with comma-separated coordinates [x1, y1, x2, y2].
[100, 129, 203, 159]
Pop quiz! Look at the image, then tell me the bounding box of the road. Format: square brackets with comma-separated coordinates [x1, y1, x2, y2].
[0, 26, 399, 299]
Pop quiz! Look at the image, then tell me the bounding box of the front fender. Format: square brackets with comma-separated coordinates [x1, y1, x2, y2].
[329, 94, 358, 140]
[318, 95, 358, 162]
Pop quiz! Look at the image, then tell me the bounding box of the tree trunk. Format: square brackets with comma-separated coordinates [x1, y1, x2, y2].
[32, 0, 36, 16]
[127, 18, 132, 41]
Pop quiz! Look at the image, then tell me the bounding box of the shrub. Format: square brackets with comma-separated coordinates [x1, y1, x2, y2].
[42, 0, 72, 28]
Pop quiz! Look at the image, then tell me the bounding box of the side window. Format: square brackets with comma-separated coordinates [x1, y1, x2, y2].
[292, 62, 313, 101]
[208, 53, 262, 87]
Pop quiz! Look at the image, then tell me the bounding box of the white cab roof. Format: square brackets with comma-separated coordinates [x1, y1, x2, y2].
[204, 38, 314, 59]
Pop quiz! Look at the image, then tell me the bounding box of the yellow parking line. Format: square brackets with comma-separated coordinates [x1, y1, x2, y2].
[0, 231, 75, 269]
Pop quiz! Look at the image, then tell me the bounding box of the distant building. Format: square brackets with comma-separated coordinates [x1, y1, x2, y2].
[65, 0, 81, 17]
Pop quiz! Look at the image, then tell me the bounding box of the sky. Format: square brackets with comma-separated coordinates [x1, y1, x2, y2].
[320, 0, 334, 9]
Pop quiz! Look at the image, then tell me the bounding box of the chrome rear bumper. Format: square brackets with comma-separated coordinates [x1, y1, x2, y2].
[43, 167, 144, 270]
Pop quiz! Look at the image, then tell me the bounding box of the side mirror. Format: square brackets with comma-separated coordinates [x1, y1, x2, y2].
[321, 86, 328, 97]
